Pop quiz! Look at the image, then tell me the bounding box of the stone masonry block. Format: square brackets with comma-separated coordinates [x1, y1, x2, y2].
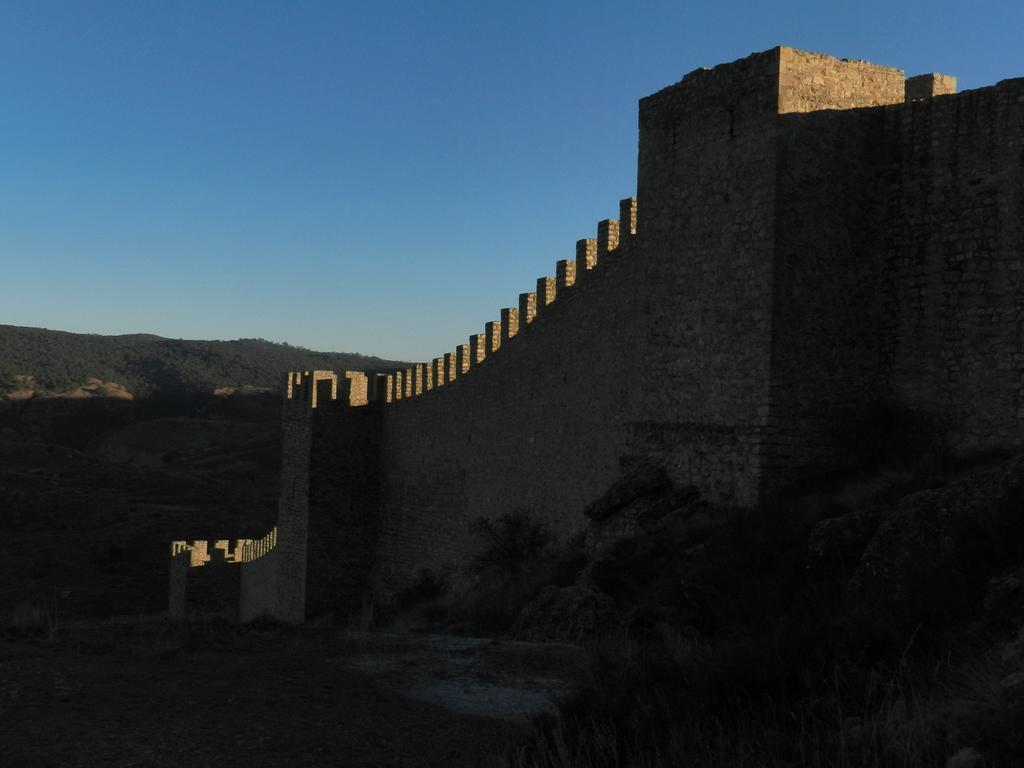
[342, 371, 368, 406]
[457, 343, 472, 374]
[374, 373, 393, 403]
[576, 238, 598, 277]
[556, 259, 576, 290]
[597, 219, 620, 256]
[486, 321, 501, 353]
[619, 197, 637, 238]
[536, 277, 556, 312]
[501, 307, 519, 340]
[519, 292, 537, 328]
[905, 73, 957, 100]
[471, 333, 487, 364]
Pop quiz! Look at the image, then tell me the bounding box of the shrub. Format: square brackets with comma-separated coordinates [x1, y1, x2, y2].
[471, 510, 553, 580]
[423, 511, 572, 635]
[395, 568, 448, 611]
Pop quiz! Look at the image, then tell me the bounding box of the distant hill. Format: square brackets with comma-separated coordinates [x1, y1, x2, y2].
[0, 325, 405, 399]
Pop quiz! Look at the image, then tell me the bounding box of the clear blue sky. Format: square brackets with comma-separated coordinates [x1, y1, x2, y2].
[1, 1, 1021, 361]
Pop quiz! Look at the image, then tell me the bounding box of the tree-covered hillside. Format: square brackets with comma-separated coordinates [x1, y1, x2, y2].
[0, 325, 405, 398]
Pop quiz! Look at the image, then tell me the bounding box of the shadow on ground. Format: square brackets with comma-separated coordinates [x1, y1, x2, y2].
[0, 620, 579, 768]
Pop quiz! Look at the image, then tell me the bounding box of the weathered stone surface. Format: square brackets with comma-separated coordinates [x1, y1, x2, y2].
[1000, 625, 1024, 671]
[583, 465, 671, 522]
[983, 569, 1024, 625]
[635, 487, 701, 532]
[515, 583, 616, 642]
[1001, 671, 1024, 702]
[906, 72, 957, 100]
[846, 456, 1024, 628]
[806, 506, 884, 579]
[945, 747, 985, 768]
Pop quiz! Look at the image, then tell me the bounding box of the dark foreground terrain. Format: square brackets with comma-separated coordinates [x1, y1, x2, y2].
[0, 622, 577, 768]
[3, 328, 1024, 766]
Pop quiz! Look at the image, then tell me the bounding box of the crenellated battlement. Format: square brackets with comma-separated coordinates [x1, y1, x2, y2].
[353, 197, 639, 406]
[576, 239, 597, 277]
[501, 308, 519, 341]
[519, 291, 537, 328]
[239, 527, 278, 563]
[470, 333, 487, 366]
[374, 373, 393, 403]
[286, 370, 368, 408]
[485, 321, 501, 354]
[556, 259, 575, 291]
[169, 527, 278, 568]
[596, 219, 619, 257]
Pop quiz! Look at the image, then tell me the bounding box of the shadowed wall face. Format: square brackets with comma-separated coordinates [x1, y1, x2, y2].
[635, 46, 944, 503]
[636, 49, 783, 505]
[367, 241, 643, 586]
[168, 553, 188, 620]
[239, 389, 313, 623]
[305, 402, 382, 618]
[881, 80, 1024, 457]
[170, 553, 243, 620]
[755, 62, 1024, 490]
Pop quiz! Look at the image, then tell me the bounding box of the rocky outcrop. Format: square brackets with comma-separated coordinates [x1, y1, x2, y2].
[582, 465, 672, 523]
[945, 747, 985, 768]
[583, 465, 703, 554]
[806, 505, 884, 581]
[515, 580, 616, 642]
[846, 455, 1024, 631]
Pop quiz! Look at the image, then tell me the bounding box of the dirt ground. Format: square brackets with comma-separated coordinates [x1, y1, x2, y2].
[0, 621, 583, 768]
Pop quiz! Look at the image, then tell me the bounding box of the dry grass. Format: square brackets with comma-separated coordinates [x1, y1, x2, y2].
[486, 628, 1021, 768]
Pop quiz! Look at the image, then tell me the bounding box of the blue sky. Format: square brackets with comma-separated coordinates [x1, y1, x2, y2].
[1, 1, 1021, 361]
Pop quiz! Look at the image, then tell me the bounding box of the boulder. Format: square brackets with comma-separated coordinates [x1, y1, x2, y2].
[1001, 671, 1024, 702]
[583, 464, 671, 522]
[1000, 625, 1024, 671]
[515, 582, 616, 642]
[945, 747, 984, 768]
[636, 485, 701, 530]
[846, 455, 1024, 632]
[806, 505, 883, 580]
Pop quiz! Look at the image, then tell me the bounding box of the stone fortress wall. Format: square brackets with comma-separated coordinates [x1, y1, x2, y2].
[764, 52, 1023, 493]
[167, 529, 279, 620]
[173, 46, 1024, 623]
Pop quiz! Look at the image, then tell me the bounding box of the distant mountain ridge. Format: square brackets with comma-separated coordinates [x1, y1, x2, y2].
[0, 324, 405, 398]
